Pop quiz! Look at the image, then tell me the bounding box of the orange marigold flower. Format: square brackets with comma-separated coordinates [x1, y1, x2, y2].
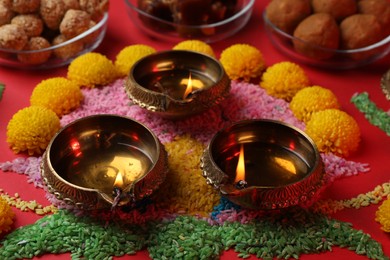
[220, 44, 265, 82]
[173, 40, 216, 58]
[30, 77, 83, 117]
[260, 61, 310, 101]
[305, 109, 360, 157]
[376, 197, 390, 232]
[0, 197, 14, 235]
[6, 106, 60, 155]
[290, 85, 340, 123]
[67, 52, 119, 88]
[115, 44, 156, 77]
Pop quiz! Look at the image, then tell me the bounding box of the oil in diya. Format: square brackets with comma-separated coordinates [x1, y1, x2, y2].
[41, 115, 168, 210]
[218, 142, 311, 189]
[140, 70, 214, 100]
[125, 50, 231, 119]
[201, 119, 325, 210]
[57, 141, 152, 200]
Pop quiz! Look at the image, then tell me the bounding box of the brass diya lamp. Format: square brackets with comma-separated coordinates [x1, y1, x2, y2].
[41, 114, 168, 210]
[201, 119, 325, 210]
[125, 50, 231, 119]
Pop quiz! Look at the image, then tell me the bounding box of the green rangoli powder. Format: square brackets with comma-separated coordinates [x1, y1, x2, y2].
[0, 208, 388, 259]
[351, 92, 390, 136]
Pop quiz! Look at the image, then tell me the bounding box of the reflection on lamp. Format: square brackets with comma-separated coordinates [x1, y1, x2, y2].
[274, 157, 297, 175]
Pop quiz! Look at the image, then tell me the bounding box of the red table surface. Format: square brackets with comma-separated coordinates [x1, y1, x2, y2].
[0, 1, 390, 259]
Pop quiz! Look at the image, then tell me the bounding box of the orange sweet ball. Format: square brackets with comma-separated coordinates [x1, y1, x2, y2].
[290, 86, 340, 123]
[260, 61, 310, 101]
[305, 109, 360, 157]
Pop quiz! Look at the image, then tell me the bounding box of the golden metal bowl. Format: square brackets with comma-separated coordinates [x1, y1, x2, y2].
[201, 119, 325, 210]
[124, 50, 231, 120]
[41, 114, 168, 210]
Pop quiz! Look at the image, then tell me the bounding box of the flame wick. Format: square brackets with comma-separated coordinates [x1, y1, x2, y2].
[113, 171, 124, 188]
[234, 144, 245, 183]
[183, 72, 193, 99]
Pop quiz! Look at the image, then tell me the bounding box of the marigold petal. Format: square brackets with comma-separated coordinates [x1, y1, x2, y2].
[30, 77, 83, 117]
[290, 86, 340, 123]
[305, 109, 360, 157]
[173, 40, 216, 58]
[6, 106, 60, 155]
[67, 52, 119, 88]
[0, 197, 14, 235]
[260, 61, 310, 101]
[220, 44, 265, 82]
[114, 44, 156, 77]
[376, 197, 390, 232]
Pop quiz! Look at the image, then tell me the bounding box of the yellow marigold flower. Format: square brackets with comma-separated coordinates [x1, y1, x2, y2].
[114, 44, 156, 77]
[376, 197, 390, 232]
[290, 86, 340, 123]
[0, 197, 14, 235]
[67, 52, 119, 88]
[30, 77, 83, 117]
[305, 109, 360, 157]
[260, 61, 310, 101]
[220, 44, 265, 82]
[6, 106, 60, 155]
[172, 40, 216, 58]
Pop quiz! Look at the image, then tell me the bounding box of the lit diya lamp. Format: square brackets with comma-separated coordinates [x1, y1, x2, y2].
[41, 114, 168, 210]
[201, 119, 325, 210]
[125, 50, 231, 119]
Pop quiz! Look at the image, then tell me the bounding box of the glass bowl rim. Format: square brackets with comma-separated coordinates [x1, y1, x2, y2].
[0, 12, 108, 54]
[124, 0, 255, 29]
[262, 11, 390, 54]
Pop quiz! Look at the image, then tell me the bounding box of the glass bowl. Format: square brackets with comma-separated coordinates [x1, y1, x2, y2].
[124, 0, 254, 43]
[0, 12, 108, 70]
[263, 11, 390, 69]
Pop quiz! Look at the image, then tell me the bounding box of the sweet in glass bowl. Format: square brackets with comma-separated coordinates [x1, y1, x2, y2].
[0, 12, 108, 70]
[263, 11, 390, 69]
[124, 0, 254, 43]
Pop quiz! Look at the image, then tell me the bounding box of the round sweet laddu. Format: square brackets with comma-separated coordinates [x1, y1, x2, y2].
[311, 0, 357, 22]
[39, 0, 66, 30]
[17, 36, 52, 65]
[11, 14, 43, 37]
[293, 13, 340, 60]
[59, 9, 91, 39]
[11, 0, 40, 14]
[52, 34, 84, 60]
[0, 2, 14, 26]
[340, 14, 384, 60]
[265, 0, 311, 34]
[0, 23, 28, 50]
[358, 0, 390, 36]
